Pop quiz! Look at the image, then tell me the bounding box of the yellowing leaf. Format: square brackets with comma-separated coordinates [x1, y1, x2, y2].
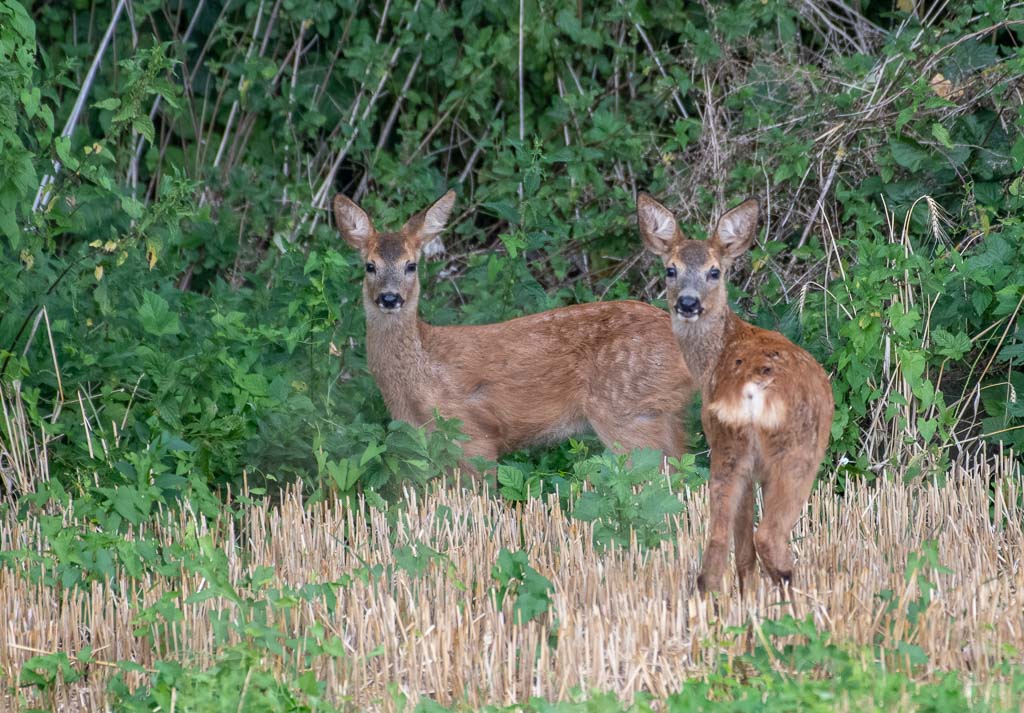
[147, 243, 158, 270]
[103, 240, 118, 253]
[929, 73, 953, 100]
[95, 264, 104, 281]
[89, 239, 103, 248]
[897, 0, 915, 12]
[20, 249, 34, 269]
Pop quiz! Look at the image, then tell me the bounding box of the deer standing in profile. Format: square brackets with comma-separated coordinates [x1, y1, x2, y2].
[636, 193, 833, 594]
[333, 190, 696, 477]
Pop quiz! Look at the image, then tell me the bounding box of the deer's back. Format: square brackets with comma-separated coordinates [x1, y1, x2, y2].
[421, 300, 693, 450]
[704, 320, 832, 461]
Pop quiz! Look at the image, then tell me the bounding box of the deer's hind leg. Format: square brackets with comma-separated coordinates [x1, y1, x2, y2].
[697, 444, 755, 594]
[754, 452, 819, 587]
[733, 480, 757, 595]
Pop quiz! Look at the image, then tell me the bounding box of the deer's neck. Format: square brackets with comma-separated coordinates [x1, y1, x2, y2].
[673, 310, 740, 390]
[365, 307, 434, 419]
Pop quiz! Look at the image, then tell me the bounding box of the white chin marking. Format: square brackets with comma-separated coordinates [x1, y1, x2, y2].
[676, 313, 699, 322]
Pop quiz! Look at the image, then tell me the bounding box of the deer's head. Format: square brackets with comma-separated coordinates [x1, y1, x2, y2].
[637, 194, 759, 325]
[333, 191, 455, 317]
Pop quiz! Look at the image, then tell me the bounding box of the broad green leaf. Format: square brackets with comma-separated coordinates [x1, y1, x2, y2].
[138, 291, 181, 336]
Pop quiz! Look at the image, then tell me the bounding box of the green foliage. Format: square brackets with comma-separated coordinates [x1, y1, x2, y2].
[874, 540, 955, 671]
[0, 0, 40, 249]
[490, 548, 555, 625]
[3, 0, 1023, 501]
[109, 647, 335, 713]
[570, 449, 691, 550]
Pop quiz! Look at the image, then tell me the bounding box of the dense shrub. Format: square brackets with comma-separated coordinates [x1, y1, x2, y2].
[3, 1, 1023, 498]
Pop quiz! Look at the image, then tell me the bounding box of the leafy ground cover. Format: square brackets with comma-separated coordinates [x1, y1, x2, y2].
[2, 0, 1024, 710]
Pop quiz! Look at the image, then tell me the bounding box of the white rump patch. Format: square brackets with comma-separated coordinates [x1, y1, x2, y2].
[708, 381, 787, 430]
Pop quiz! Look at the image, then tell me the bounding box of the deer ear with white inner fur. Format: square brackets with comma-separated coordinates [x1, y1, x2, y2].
[712, 198, 759, 266]
[333, 194, 375, 252]
[636, 193, 679, 260]
[403, 190, 456, 250]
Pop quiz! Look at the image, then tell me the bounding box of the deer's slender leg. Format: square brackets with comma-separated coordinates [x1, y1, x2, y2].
[733, 480, 757, 595]
[697, 446, 752, 594]
[754, 454, 818, 586]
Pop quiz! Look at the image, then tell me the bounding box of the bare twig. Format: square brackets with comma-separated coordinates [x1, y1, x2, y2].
[621, 1, 688, 118]
[32, 0, 129, 212]
[517, 0, 525, 200]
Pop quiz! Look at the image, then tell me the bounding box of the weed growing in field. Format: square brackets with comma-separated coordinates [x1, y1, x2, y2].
[570, 448, 693, 549]
[491, 548, 555, 625]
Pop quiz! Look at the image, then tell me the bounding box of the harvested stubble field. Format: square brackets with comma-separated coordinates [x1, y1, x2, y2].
[2, 450, 1022, 711]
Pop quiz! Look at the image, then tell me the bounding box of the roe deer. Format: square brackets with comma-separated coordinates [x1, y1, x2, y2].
[636, 193, 833, 594]
[333, 190, 696, 476]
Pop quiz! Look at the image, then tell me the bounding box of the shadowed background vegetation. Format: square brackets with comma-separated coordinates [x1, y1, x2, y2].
[2, 0, 1024, 709]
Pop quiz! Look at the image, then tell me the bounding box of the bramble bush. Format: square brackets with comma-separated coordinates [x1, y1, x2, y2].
[2, 1, 1023, 500]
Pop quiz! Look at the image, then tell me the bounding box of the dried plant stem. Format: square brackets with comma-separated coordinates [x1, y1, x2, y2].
[210, 0, 267, 173]
[792, 144, 846, 255]
[1, 438, 1020, 710]
[457, 100, 504, 185]
[32, 0, 129, 213]
[355, 51, 424, 201]
[517, 0, 525, 201]
[621, 1, 688, 119]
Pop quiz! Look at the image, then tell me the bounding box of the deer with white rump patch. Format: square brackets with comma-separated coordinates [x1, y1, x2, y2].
[334, 190, 696, 479]
[636, 193, 833, 594]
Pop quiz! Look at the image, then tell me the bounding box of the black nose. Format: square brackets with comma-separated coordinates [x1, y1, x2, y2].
[377, 292, 404, 309]
[676, 295, 701, 316]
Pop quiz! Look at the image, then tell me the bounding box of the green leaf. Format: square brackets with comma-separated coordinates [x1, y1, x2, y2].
[931, 122, 953, 149]
[121, 195, 144, 219]
[499, 230, 527, 259]
[92, 97, 121, 111]
[326, 458, 362, 492]
[571, 491, 606, 522]
[359, 441, 387, 466]
[917, 417, 937, 443]
[20, 87, 40, 118]
[888, 304, 920, 340]
[53, 136, 80, 171]
[889, 139, 931, 171]
[931, 328, 972, 360]
[138, 291, 181, 336]
[132, 114, 156, 143]
[898, 349, 926, 388]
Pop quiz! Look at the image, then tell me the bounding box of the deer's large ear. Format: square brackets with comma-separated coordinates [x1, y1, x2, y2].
[711, 199, 759, 266]
[636, 193, 678, 260]
[333, 194, 375, 251]
[403, 190, 456, 250]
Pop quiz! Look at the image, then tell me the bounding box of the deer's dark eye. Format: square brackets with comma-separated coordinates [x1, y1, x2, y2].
[666, 266, 678, 279]
[406, 262, 417, 273]
[708, 267, 721, 280]
[365, 262, 376, 273]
